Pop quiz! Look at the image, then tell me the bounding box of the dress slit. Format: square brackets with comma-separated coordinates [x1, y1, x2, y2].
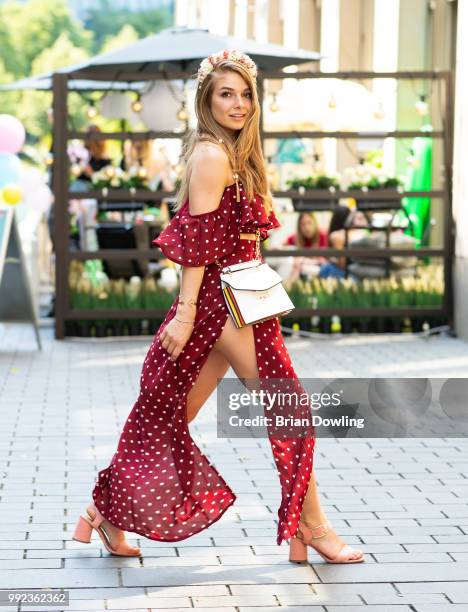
[92, 182, 315, 546]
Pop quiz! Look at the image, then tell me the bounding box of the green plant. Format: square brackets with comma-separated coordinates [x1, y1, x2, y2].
[284, 264, 443, 311]
[286, 174, 340, 190]
[346, 163, 405, 191]
[91, 165, 149, 190]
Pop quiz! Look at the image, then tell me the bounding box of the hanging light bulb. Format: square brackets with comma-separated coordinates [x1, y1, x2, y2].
[71, 163, 82, 177]
[356, 158, 366, 177]
[269, 93, 279, 112]
[313, 153, 325, 173]
[328, 94, 337, 109]
[86, 100, 98, 120]
[415, 95, 428, 116]
[137, 166, 147, 179]
[373, 101, 385, 120]
[131, 94, 143, 113]
[176, 101, 188, 122]
[406, 148, 420, 169]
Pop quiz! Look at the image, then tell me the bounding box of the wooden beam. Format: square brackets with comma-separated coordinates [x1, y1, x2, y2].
[263, 130, 444, 139]
[64, 69, 449, 83]
[68, 130, 186, 141]
[63, 306, 445, 320]
[52, 73, 69, 340]
[70, 247, 444, 260]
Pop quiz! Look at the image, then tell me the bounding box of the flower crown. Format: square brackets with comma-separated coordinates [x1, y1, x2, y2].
[197, 49, 258, 85]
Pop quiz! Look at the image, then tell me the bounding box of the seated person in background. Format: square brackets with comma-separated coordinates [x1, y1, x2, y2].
[282, 211, 328, 282]
[122, 139, 174, 192]
[321, 205, 369, 278]
[283, 211, 328, 248]
[77, 124, 111, 182]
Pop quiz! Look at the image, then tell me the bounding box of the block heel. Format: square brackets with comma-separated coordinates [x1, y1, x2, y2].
[289, 536, 308, 563]
[72, 515, 93, 543]
[72, 502, 141, 557]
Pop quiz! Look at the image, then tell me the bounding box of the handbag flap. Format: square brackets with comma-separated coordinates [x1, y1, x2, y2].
[220, 259, 262, 274]
[220, 262, 283, 291]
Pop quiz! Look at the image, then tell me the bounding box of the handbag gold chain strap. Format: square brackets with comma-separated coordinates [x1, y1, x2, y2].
[215, 228, 261, 269]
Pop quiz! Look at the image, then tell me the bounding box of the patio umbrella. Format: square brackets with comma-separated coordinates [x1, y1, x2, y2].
[0, 76, 145, 92]
[2, 26, 318, 86]
[60, 26, 320, 78]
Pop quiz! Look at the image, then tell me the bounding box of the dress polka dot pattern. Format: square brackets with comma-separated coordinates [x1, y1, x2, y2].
[91, 183, 316, 546]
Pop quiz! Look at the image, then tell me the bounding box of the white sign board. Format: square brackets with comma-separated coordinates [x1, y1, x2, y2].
[0, 209, 41, 349]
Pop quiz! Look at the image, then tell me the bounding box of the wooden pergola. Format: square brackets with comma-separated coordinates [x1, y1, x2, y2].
[11, 28, 453, 338]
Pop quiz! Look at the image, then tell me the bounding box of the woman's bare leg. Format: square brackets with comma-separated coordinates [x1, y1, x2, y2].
[212, 316, 260, 382]
[300, 469, 328, 524]
[186, 345, 231, 423]
[214, 318, 362, 559]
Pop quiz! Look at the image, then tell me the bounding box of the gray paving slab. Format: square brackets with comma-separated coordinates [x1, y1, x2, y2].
[1, 322, 468, 609]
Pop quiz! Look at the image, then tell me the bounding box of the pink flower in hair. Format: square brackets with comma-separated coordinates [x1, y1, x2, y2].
[197, 49, 258, 85]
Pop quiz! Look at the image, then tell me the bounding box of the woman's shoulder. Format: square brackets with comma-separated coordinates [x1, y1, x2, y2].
[191, 140, 230, 167]
[188, 142, 231, 194]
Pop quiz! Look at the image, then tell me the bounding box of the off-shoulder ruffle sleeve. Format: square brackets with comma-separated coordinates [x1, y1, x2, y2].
[152, 194, 239, 267]
[239, 191, 281, 241]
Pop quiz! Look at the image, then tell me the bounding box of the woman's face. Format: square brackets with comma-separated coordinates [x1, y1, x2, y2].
[352, 211, 367, 227]
[210, 70, 252, 134]
[299, 215, 317, 239]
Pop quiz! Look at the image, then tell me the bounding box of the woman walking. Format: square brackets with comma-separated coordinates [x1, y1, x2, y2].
[73, 50, 364, 565]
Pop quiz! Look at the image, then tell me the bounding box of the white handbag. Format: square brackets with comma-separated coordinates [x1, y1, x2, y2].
[215, 230, 295, 328]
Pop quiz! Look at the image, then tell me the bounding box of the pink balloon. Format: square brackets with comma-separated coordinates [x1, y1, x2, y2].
[0, 114, 26, 154]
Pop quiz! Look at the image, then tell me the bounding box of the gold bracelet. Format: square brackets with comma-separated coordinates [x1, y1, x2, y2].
[174, 316, 195, 324]
[178, 297, 198, 306]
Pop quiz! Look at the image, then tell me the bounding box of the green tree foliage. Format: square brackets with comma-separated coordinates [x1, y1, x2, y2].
[100, 24, 139, 55]
[0, 0, 92, 78]
[17, 32, 91, 137]
[84, 0, 172, 53]
[0, 0, 173, 146]
[0, 58, 20, 115]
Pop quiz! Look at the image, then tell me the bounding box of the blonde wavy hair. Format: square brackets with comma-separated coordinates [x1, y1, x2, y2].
[173, 58, 273, 215]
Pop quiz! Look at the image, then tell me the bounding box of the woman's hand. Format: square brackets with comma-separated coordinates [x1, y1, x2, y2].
[160, 307, 195, 361]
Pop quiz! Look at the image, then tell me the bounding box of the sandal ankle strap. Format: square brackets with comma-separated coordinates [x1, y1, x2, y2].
[301, 519, 331, 539]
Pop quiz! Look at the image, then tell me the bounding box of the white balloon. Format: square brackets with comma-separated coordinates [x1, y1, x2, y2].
[22, 184, 52, 215]
[19, 165, 45, 196]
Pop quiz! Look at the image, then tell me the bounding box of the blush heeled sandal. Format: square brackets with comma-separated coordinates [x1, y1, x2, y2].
[72, 503, 141, 557]
[289, 519, 365, 564]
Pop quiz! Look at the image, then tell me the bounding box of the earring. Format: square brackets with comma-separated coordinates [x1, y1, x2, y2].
[218, 138, 224, 144]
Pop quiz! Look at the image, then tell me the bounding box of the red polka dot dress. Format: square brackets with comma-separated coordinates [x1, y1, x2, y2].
[92, 182, 316, 546]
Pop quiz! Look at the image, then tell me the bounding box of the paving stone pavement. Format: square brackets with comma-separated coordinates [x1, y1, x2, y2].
[1, 322, 468, 611]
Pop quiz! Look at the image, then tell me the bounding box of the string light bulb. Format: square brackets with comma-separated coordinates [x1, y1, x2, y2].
[86, 100, 98, 120]
[131, 94, 143, 113]
[328, 94, 337, 109]
[415, 95, 428, 116]
[407, 148, 420, 169]
[269, 93, 279, 112]
[71, 163, 82, 177]
[176, 101, 188, 122]
[373, 101, 385, 120]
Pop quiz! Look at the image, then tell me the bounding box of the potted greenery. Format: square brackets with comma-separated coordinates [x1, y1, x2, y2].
[91, 165, 149, 193]
[345, 163, 404, 211]
[286, 172, 341, 210]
